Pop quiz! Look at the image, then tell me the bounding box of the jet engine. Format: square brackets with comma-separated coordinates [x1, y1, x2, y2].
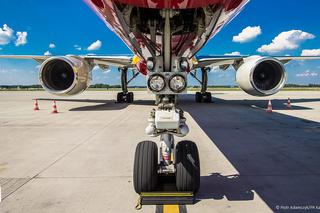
[39, 56, 92, 96]
[236, 56, 287, 96]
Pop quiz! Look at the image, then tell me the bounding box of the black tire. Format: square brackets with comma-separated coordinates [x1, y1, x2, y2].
[175, 140, 200, 193]
[203, 92, 212, 103]
[195, 92, 202, 103]
[133, 141, 158, 194]
[117, 92, 124, 103]
[127, 92, 134, 103]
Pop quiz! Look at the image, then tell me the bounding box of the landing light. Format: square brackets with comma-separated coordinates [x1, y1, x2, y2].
[179, 58, 189, 71]
[148, 74, 165, 92]
[169, 75, 186, 93]
[147, 58, 155, 71]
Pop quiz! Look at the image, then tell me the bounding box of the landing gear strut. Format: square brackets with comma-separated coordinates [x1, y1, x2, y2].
[117, 67, 138, 103]
[133, 10, 200, 200]
[133, 95, 200, 194]
[191, 67, 212, 103]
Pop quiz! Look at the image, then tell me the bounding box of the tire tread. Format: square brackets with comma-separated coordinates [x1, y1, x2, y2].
[133, 141, 158, 193]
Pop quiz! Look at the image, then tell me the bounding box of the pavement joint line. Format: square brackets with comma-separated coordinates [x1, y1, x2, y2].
[33, 108, 130, 178]
[0, 108, 130, 201]
[0, 178, 32, 201]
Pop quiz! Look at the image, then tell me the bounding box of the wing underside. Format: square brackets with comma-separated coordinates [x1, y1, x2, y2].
[194, 55, 320, 69]
[0, 55, 134, 68]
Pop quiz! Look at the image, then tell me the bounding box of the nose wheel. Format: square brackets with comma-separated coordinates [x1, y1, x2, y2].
[133, 139, 200, 194]
[133, 141, 158, 193]
[175, 140, 200, 192]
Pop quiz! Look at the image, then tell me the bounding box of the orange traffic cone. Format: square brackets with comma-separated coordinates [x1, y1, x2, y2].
[266, 100, 273, 113]
[52, 100, 58, 114]
[287, 98, 292, 109]
[34, 99, 39, 111]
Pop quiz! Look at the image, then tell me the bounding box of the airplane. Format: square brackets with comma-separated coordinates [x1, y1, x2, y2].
[1, 0, 320, 194]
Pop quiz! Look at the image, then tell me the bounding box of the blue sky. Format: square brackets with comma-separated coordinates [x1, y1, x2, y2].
[0, 0, 319, 86]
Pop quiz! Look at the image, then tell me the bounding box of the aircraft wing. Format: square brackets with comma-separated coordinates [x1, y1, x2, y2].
[0, 55, 50, 63]
[0, 55, 134, 68]
[83, 55, 134, 68]
[194, 55, 320, 69]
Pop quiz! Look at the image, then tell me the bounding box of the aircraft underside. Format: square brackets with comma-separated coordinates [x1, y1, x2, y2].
[84, 0, 249, 194]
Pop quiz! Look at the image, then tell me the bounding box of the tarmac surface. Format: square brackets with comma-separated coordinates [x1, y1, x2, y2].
[0, 91, 319, 213]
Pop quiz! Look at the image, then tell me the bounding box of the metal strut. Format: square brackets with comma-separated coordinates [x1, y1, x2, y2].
[163, 9, 171, 72]
[190, 67, 210, 93]
[201, 67, 208, 93]
[119, 67, 139, 93]
[117, 67, 140, 103]
[146, 96, 189, 173]
[120, 67, 128, 93]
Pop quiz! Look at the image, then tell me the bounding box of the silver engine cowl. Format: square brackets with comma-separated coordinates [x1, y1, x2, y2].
[39, 56, 92, 96]
[236, 56, 287, 96]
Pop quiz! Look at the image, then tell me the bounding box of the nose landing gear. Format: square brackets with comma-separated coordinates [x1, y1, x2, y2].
[133, 95, 200, 206]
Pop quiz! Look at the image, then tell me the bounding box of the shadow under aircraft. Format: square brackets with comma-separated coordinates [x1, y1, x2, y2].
[178, 94, 320, 211]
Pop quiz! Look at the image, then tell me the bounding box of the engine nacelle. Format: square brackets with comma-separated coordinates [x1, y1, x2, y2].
[39, 56, 92, 96]
[236, 56, 287, 96]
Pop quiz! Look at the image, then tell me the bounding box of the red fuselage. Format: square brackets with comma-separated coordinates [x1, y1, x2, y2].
[85, 0, 249, 73]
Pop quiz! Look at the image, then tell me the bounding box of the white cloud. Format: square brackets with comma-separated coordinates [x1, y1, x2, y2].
[0, 68, 8, 74]
[232, 26, 261, 43]
[74, 45, 82, 51]
[15, 31, 28, 46]
[296, 70, 318, 77]
[103, 69, 111, 74]
[0, 24, 14, 45]
[224, 51, 241, 56]
[93, 65, 111, 73]
[258, 30, 315, 54]
[87, 40, 102, 51]
[49, 43, 56, 48]
[44, 51, 52, 56]
[92, 66, 100, 71]
[301, 49, 320, 56]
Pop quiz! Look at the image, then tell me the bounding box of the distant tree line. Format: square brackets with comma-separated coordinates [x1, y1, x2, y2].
[284, 84, 320, 88]
[0, 85, 43, 89]
[0, 84, 319, 89]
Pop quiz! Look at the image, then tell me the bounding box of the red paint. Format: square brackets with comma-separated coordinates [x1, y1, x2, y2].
[112, 0, 245, 10]
[85, 0, 249, 75]
[91, 0, 104, 9]
[136, 60, 148, 75]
